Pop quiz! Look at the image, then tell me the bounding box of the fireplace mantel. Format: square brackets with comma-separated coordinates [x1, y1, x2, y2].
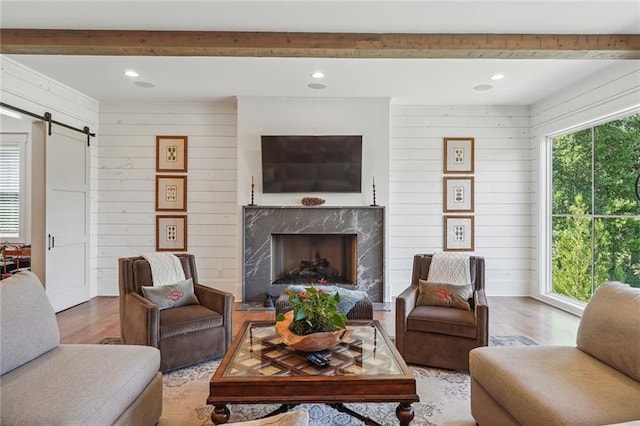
[243, 206, 384, 303]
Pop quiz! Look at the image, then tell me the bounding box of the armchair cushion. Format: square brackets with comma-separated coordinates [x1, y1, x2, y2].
[159, 304, 224, 340]
[407, 305, 478, 339]
[416, 279, 472, 310]
[141, 278, 200, 310]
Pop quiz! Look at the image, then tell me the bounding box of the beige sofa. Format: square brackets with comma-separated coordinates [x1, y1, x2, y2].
[0, 271, 162, 425]
[470, 281, 640, 426]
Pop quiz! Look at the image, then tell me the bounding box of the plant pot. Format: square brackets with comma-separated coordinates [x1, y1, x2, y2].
[275, 311, 352, 352]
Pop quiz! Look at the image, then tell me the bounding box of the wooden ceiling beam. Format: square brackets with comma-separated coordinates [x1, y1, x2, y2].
[1, 29, 639, 59]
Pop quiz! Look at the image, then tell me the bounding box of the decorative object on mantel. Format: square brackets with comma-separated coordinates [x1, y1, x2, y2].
[370, 176, 378, 206]
[275, 286, 351, 352]
[301, 196, 325, 206]
[248, 175, 256, 206]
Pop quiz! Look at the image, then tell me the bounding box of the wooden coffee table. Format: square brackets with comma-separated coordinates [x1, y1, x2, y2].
[207, 320, 419, 425]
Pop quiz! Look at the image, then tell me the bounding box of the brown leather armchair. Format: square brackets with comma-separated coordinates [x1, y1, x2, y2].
[395, 254, 488, 370]
[118, 253, 234, 372]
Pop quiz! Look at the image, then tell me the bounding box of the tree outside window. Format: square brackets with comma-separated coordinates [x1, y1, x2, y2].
[551, 113, 640, 303]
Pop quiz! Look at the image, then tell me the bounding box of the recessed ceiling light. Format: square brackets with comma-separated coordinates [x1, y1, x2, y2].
[308, 83, 327, 90]
[134, 81, 156, 89]
[473, 84, 493, 91]
[124, 70, 139, 78]
[311, 71, 325, 79]
[490, 73, 505, 80]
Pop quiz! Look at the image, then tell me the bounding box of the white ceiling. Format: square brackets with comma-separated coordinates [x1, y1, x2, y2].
[2, 1, 639, 105]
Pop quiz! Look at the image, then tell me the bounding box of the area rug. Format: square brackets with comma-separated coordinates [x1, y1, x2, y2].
[161, 360, 472, 426]
[159, 336, 537, 426]
[97, 336, 534, 425]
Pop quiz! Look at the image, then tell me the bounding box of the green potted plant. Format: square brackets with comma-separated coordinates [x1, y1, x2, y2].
[275, 286, 350, 351]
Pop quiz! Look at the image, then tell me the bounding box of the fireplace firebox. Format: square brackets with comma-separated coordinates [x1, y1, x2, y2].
[271, 234, 357, 286]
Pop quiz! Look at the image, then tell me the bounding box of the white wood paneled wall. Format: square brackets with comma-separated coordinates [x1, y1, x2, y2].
[97, 102, 238, 295]
[388, 105, 532, 297]
[1, 57, 100, 299]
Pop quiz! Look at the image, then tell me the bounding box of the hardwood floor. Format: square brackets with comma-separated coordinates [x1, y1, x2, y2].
[56, 296, 581, 346]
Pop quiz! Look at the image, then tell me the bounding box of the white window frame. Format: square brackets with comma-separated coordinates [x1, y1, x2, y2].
[0, 133, 29, 244]
[539, 108, 640, 316]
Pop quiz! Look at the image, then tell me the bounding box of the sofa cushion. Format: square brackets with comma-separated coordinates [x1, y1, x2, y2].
[577, 281, 640, 382]
[0, 344, 161, 426]
[470, 346, 640, 425]
[141, 277, 200, 310]
[407, 304, 477, 338]
[0, 271, 60, 375]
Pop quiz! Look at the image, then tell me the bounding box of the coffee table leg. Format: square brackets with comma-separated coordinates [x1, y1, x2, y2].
[211, 404, 230, 424]
[396, 402, 414, 426]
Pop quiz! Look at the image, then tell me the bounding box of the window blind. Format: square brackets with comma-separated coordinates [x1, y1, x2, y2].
[0, 143, 20, 237]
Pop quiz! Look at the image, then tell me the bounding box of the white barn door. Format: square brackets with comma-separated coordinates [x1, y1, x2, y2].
[44, 125, 90, 311]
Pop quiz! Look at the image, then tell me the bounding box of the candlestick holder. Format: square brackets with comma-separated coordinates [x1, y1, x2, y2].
[248, 183, 256, 206]
[370, 183, 378, 206]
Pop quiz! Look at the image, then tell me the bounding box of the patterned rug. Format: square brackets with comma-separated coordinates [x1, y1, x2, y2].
[157, 336, 537, 426]
[161, 360, 471, 426]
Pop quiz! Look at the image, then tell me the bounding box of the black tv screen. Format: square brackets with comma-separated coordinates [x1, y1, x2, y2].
[261, 135, 362, 193]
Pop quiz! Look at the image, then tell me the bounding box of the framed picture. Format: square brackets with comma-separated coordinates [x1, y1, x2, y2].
[156, 215, 187, 251]
[444, 137, 474, 174]
[156, 175, 187, 212]
[444, 215, 475, 252]
[444, 176, 474, 213]
[156, 135, 188, 172]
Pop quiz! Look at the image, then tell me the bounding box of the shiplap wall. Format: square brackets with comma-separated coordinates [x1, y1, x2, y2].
[0, 57, 100, 298]
[6, 57, 637, 305]
[97, 102, 238, 295]
[388, 105, 532, 297]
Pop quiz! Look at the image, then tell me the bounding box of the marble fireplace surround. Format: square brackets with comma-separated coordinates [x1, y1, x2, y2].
[243, 206, 384, 304]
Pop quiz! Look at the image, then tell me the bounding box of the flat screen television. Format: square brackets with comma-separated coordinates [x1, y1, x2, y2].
[261, 135, 362, 193]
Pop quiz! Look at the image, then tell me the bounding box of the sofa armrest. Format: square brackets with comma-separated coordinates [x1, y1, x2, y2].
[194, 284, 234, 348]
[474, 288, 489, 346]
[395, 285, 419, 354]
[124, 293, 160, 347]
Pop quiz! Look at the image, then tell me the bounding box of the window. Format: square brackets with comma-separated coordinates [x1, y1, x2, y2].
[550, 112, 640, 303]
[0, 134, 28, 242]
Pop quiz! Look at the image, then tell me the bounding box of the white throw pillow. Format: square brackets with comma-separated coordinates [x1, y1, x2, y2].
[141, 278, 200, 310]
